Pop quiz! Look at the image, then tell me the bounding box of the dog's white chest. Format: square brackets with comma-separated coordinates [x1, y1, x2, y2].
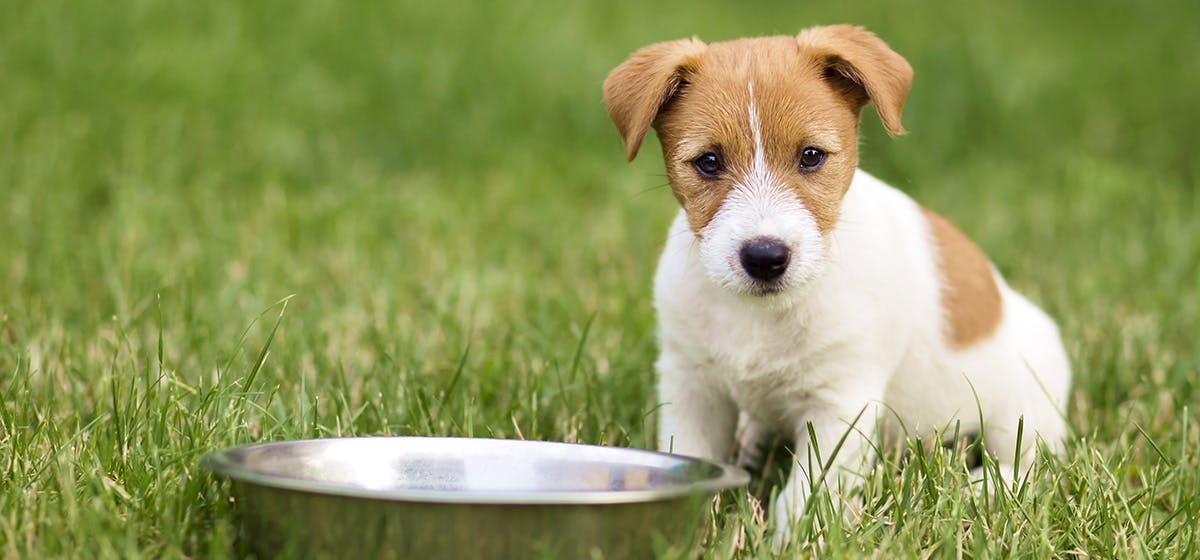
[654, 220, 863, 424]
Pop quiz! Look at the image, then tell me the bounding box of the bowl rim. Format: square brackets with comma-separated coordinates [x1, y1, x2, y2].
[200, 436, 750, 505]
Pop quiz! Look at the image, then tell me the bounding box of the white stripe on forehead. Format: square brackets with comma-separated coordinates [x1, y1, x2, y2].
[747, 81, 771, 189]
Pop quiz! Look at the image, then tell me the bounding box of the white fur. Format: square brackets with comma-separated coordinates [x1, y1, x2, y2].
[654, 170, 1071, 545]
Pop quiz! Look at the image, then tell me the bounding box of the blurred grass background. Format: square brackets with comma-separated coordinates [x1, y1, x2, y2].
[1, 0, 1198, 557]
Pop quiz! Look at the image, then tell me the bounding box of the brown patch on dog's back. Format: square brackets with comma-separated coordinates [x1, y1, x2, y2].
[920, 207, 1003, 348]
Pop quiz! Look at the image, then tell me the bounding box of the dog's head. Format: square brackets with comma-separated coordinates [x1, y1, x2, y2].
[604, 26, 912, 297]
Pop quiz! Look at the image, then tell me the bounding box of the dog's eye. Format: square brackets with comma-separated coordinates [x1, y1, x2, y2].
[798, 147, 826, 171]
[693, 152, 724, 178]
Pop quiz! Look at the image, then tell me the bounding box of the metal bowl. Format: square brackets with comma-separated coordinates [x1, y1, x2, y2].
[201, 437, 748, 559]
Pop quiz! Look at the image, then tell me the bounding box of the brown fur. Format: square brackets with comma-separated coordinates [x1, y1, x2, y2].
[921, 207, 1004, 348]
[602, 38, 708, 162]
[603, 26, 913, 235]
[796, 25, 912, 135]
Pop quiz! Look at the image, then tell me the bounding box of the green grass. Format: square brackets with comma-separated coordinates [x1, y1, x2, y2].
[2, 0, 1198, 557]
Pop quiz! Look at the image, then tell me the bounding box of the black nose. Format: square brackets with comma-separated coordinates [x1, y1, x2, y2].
[739, 238, 790, 281]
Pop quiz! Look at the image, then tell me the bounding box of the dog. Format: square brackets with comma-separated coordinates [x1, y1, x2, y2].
[603, 25, 1070, 544]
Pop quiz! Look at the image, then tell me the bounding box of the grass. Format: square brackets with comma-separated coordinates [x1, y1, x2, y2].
[1, 0, 1198, 557]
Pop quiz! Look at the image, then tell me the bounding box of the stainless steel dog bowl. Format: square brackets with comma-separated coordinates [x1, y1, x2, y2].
[201, 437, 748, 559]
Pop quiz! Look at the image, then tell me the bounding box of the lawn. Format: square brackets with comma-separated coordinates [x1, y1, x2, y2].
[2, 0, 1198, 557]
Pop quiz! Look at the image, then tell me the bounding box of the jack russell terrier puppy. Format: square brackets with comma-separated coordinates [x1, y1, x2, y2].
[603, 25, 1070, 542]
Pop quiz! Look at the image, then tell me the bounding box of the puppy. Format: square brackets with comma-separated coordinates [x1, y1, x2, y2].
[603, 26, 1070, 543]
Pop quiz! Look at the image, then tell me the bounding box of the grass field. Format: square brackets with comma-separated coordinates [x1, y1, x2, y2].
[2, 0, 1199, 557]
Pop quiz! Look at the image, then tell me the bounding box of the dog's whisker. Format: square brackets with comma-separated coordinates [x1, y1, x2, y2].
[632, 183, 673, 198]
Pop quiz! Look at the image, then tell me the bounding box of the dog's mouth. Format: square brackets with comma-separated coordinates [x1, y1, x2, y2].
[713, 259, 792, 297]
[746, 279, 786, 297]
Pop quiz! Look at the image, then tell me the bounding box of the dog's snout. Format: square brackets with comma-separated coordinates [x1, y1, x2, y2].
[739, 238, 790, 281]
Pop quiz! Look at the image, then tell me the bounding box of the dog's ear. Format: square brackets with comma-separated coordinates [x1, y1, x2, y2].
[603, 38, 708, 161]
[798, 25, 913, 135]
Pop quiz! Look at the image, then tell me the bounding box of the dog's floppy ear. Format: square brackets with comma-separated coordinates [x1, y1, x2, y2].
[798, 25, 913, 135]
[603, 38, 708, 161]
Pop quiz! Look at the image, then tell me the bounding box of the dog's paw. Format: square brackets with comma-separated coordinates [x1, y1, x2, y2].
[969, 463, 1018, 498]
[734, 412, 770, 470]
[770, 516, 792, 553]
[770, 488, 801, 552]
[736, 441, 764, 471]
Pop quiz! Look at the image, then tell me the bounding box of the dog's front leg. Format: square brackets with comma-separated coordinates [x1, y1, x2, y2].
[772, 395, 882, 549]
[655, 356, 737, 462]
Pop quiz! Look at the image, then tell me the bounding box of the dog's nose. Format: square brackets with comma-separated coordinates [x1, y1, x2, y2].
[739, 238, 790, 281]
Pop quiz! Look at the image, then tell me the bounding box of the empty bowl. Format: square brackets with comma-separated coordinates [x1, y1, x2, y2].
[201, 437, 749, 558]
